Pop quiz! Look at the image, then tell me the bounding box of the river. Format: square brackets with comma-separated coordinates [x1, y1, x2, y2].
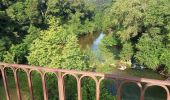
[79, 32, 165, 78]
[78, 32, 167, 100]
[0, 32, 167, 100]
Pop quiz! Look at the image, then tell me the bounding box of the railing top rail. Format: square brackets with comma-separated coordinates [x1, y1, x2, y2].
[106, 74, 170, 86]
[0, 62, 170, 86]
[0, 62, 104, 77]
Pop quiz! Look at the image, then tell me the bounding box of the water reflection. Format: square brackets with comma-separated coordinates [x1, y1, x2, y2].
[78, 32, 105, 50]
[91, 32, 105, 52]
[78, 32, 105, 62]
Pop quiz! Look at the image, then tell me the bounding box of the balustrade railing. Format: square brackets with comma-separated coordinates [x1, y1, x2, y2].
[0, 63, 170, 100]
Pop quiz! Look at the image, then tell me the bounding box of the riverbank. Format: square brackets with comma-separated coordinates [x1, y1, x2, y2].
[78, 32, 167, 79]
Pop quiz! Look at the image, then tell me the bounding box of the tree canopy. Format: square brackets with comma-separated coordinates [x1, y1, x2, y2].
[103, 0, 170, 72]
[27, 18, 88, 70]
[0, 0, 170, 74]
[1, 0, 170, 99]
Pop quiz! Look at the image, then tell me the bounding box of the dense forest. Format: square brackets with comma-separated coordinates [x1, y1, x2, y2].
[0, 0, 170, 74]
[0, 0, 170, 99]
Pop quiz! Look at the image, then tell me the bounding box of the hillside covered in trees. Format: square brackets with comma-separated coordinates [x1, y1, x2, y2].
[0, 0, 170, 100]
[0, 0, 170, 75]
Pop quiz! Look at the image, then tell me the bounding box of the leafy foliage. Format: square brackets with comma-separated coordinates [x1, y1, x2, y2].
[120, 42, 133, 62]
[104, 0, 170, 73]
[0, 0, 170, 99]
[6, 2, 28, 24]
[105, 0, 144, 42]
[135, 34, 163, 69]
[27, 18, 88, 70]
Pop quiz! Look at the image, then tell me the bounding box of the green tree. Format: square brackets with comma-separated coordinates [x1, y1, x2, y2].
[2, 25, 41, 64]
[120, 42, 133, 62]
[61, 35, 88, 70]
[0, 37, 12, 61]
[135, 34, 163, 69]
[3, 51, 15, 63]
[3, 44, 27, 63]
[105, 0, 170, 73]
[160, 49, 170, 73]
[27, 17, 88, 70]
[26, 0, 43, 24]
[6, 2, 28, 24]
[105, 0, 144, 42]
[27, 18, 90, 100]
[134, 0, 170, 71]
[65, 11, 95, 36]
[24, 25, 41, 47]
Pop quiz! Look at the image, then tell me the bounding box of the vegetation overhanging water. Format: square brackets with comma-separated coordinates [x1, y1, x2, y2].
[0, 0, 170, 99]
